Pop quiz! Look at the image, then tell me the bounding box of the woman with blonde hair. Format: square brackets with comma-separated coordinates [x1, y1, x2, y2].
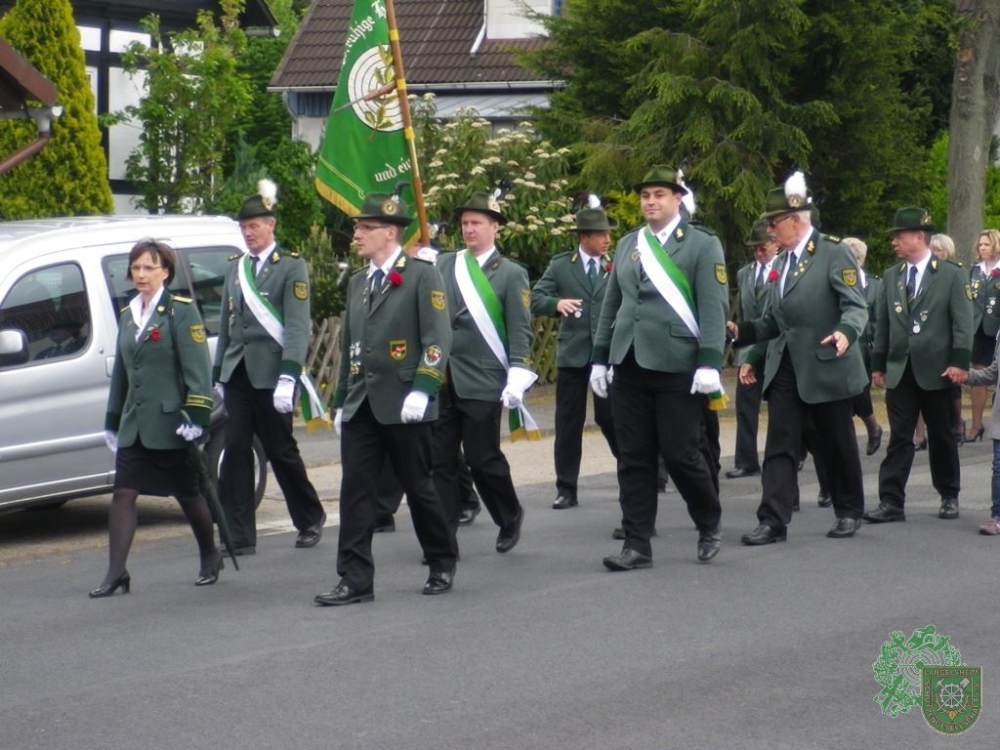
[967, 229, 1000, 443]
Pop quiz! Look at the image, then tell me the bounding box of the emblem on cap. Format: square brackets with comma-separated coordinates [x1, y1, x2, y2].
[788, 196, 802, 208]
[921, 212, 932, 225]
[382, 200, 398, 215]
[488, 196, 501, 213]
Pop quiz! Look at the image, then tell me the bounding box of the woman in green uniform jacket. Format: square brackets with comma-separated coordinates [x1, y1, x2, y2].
[90, 240, 218, 597]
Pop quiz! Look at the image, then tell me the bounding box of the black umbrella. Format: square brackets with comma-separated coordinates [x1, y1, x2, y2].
[182, 410, 239, 571]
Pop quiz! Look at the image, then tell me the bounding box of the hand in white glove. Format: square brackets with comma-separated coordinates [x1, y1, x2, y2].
[175, 423, 204, 442]
[590, 364, 609, 399]
[214, 382, 225, 402]
[500, 367, 538, 409]
[415, 246, 439, 264]
[501, 385, 523, 410]
[104, 430, 118, 453]
[400, 391, 430, 423]
[273, 375, 296, 414]
[690, 367, 723, 395]
[333, 408, 343, 436]
[607, 366, 615, 386]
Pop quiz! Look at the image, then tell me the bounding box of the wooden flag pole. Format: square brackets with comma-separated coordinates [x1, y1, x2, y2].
[384, 0, 430, 248]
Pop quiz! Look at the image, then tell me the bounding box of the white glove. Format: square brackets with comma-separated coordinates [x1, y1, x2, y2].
[333, 408, 343, 436]
[175, 423, 204, 442]
[590, 364, 609, 399]
[690, 367, 723, 395]
[214, 382, 225, 401]
[501, 367, 538, 409]
[400, 391, 430, 423]
[416, 247, 439, 264]
[607, 366, 615, 385]
[104, 430, 118, 453]
[273, 375, 296, 414]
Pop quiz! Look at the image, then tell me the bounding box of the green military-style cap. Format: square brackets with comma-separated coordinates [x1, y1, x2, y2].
[354, 192, 413, 227]
[887, 206, 936, 235]
[759, 171, 813, 222]
[633, 165, 689, 195]
[743, 220, 771, 247]
[571, 207, 617, 233]
[237, 179, 279, 221]
[456, 191, 507, 224]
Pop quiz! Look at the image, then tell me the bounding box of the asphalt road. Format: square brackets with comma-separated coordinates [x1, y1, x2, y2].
[3, 386, 999, 748]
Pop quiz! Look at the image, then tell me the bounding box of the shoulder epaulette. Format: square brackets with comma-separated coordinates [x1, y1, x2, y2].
[552, 250, 573, 261]
[172, 295, 193, 304]
[507, 257, 530, 271]
[945, 259, 965, 269]
[350, 267, 367, 278]
[412, 256, 433, 265]
[689, 221, 718, 237]
[119, 304, 130, 314]
[286, 251, 301, 258]
[228, 253, 242, 262]
[826, 234, 843, 243]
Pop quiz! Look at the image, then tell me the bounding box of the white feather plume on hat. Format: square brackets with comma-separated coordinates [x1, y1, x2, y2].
[783, 171, 811, 208]
[258, 178, 278, 210]
[677, 169, 697, 217]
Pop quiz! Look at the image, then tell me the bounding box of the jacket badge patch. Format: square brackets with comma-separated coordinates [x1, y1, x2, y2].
[842, 269, 857, 287]
[520, 289, 530, 307]
[390, 340, 407, 360]
[715, 265, 728, 284]
[431, 291, 446, 311]
[294, 281, 309, 300]
[190, 324, 206, 344]
[423, 345, 442, 366]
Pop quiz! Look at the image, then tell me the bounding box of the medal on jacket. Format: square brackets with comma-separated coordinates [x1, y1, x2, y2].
[912, 323, 921, 334]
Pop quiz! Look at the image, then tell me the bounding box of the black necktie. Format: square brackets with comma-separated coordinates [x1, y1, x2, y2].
[587, 258, 598, 287]
[755, 264, 765, 293]
[907, 265, 918, 301]
[370, 269, 384, 303]
[784, 253, 797, 294]
[250, 255, 259, 275]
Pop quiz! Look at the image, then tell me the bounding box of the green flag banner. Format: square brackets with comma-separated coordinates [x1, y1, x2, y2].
[316, 0, 417, 243]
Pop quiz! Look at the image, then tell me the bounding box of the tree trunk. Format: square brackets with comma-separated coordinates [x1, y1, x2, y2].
[948, 0, 1000, 265]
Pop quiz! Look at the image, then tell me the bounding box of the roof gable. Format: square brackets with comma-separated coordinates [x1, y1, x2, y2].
[271, 0, 549, 91]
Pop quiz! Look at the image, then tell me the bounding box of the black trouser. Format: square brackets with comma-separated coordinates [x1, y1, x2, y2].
[554, 365, 620, 499]
[878, 364, 961, 506]
[338, 400, 457, 589]
[611, 352, 721, 558]
[733, 375, 763, 472]
[376, 452, 478, 520]
[432, 384, 521, 533]
[220, 361, 324, 548]
[851, 382, 875, 420]
[757, 354, 865, 530]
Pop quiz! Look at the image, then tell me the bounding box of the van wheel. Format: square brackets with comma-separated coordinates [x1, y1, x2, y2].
[204, 434, 267, 510]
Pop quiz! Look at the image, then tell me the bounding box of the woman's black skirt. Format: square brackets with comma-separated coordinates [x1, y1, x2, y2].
[114, 438, 200, 497]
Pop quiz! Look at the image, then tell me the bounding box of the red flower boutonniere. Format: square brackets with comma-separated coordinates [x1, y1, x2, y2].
[768, 269, 780, 282]
[149, 328, 161, 342]
[388, 270, 403, 287]
[604, 261, 613, 274]
[990, 269, 999, 278]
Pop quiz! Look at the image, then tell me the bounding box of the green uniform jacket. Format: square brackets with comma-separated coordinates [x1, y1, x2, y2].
[735, 262, 770, 367]
[333, 254, 451, 424]
[871, 257, 973, 390]
[105, 291, 213, 449]
[969, 263, 1000, 337]
[530, 249, 613, 368]
[437, 249, 534, 401]
[593, 219, 729, 371]
[739, 231, 869, 404]
[213, 246, 311, 388]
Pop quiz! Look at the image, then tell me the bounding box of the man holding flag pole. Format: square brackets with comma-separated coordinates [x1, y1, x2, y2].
[434, 192, 538, 554]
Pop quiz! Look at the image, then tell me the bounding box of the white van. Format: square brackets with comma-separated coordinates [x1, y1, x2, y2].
[0, 215, 266, 512]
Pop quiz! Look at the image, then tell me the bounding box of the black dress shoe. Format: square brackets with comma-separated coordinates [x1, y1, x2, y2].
[422, 569, 454, 595]
[89, 571, 131, 598]
[827, 517, 862, 538]
[817, 491, 832, 508]
[740, 524, 787, 545]
[552, 494, 578, 510]
[724, 467, 759, 479]
[939, 497, 959, 519]
[796, 459, 805, 471]
[863, 503, 906, 523]
[496, 508, 524, 553]
[458, 504, 481, 526]
[602, 548, 653, 571]
[792, 497, 801, 512]
[866, 425, 883, 456]
[230, 546, 256, 556]
[373, 516, 396, 533]
[697, 528, 721, 562]
[195, 551, 224, 586]
[612, 526, 658, 540]
[296, 511, 327, 548]
[314, 582, 374, 606]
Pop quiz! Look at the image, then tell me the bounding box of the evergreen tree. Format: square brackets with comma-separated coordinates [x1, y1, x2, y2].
[0, 0, 113, 218]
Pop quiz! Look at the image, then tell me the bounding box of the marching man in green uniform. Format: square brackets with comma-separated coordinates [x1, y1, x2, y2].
[214, 180, 327, 555]
[530, 204, 621, 510]
[864, 208, 973, 523]
[591, 165, 729, 570]
[315, 192, 458, 606]
[434, 192, 537, 553]
[731, 172, 868, 544]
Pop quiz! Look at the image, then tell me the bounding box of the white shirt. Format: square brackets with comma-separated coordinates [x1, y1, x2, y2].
[781, 232, 813, 296]
[474, 247, 499, 268]
[906, 252, 933, 296]
[754, 258, 775, 286]
[248, 242, 277, 277]
[651, 215, 682, 246]
[579, 247, 603, 273]
[129, 286, 166, 341]
[367, 247, 403, 280]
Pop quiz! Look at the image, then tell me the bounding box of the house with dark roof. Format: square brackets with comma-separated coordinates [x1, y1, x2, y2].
[270, 0, 560, 149]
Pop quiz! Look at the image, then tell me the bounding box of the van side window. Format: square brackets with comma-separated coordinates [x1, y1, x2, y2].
[0, 263, 91, 364]
[176, 247, 234, 335]
[102, 256, 135, 319]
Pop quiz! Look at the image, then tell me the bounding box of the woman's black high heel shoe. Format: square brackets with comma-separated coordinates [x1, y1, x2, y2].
[195, 551, 224, 586]
[964, 426, 985, 444]
[89, 571, 131, 598]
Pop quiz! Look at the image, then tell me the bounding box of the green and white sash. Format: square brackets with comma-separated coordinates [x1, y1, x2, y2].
[636, 229, 728, 411]
[454, 250, 540, 440]
[238, 255, 330, 430]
